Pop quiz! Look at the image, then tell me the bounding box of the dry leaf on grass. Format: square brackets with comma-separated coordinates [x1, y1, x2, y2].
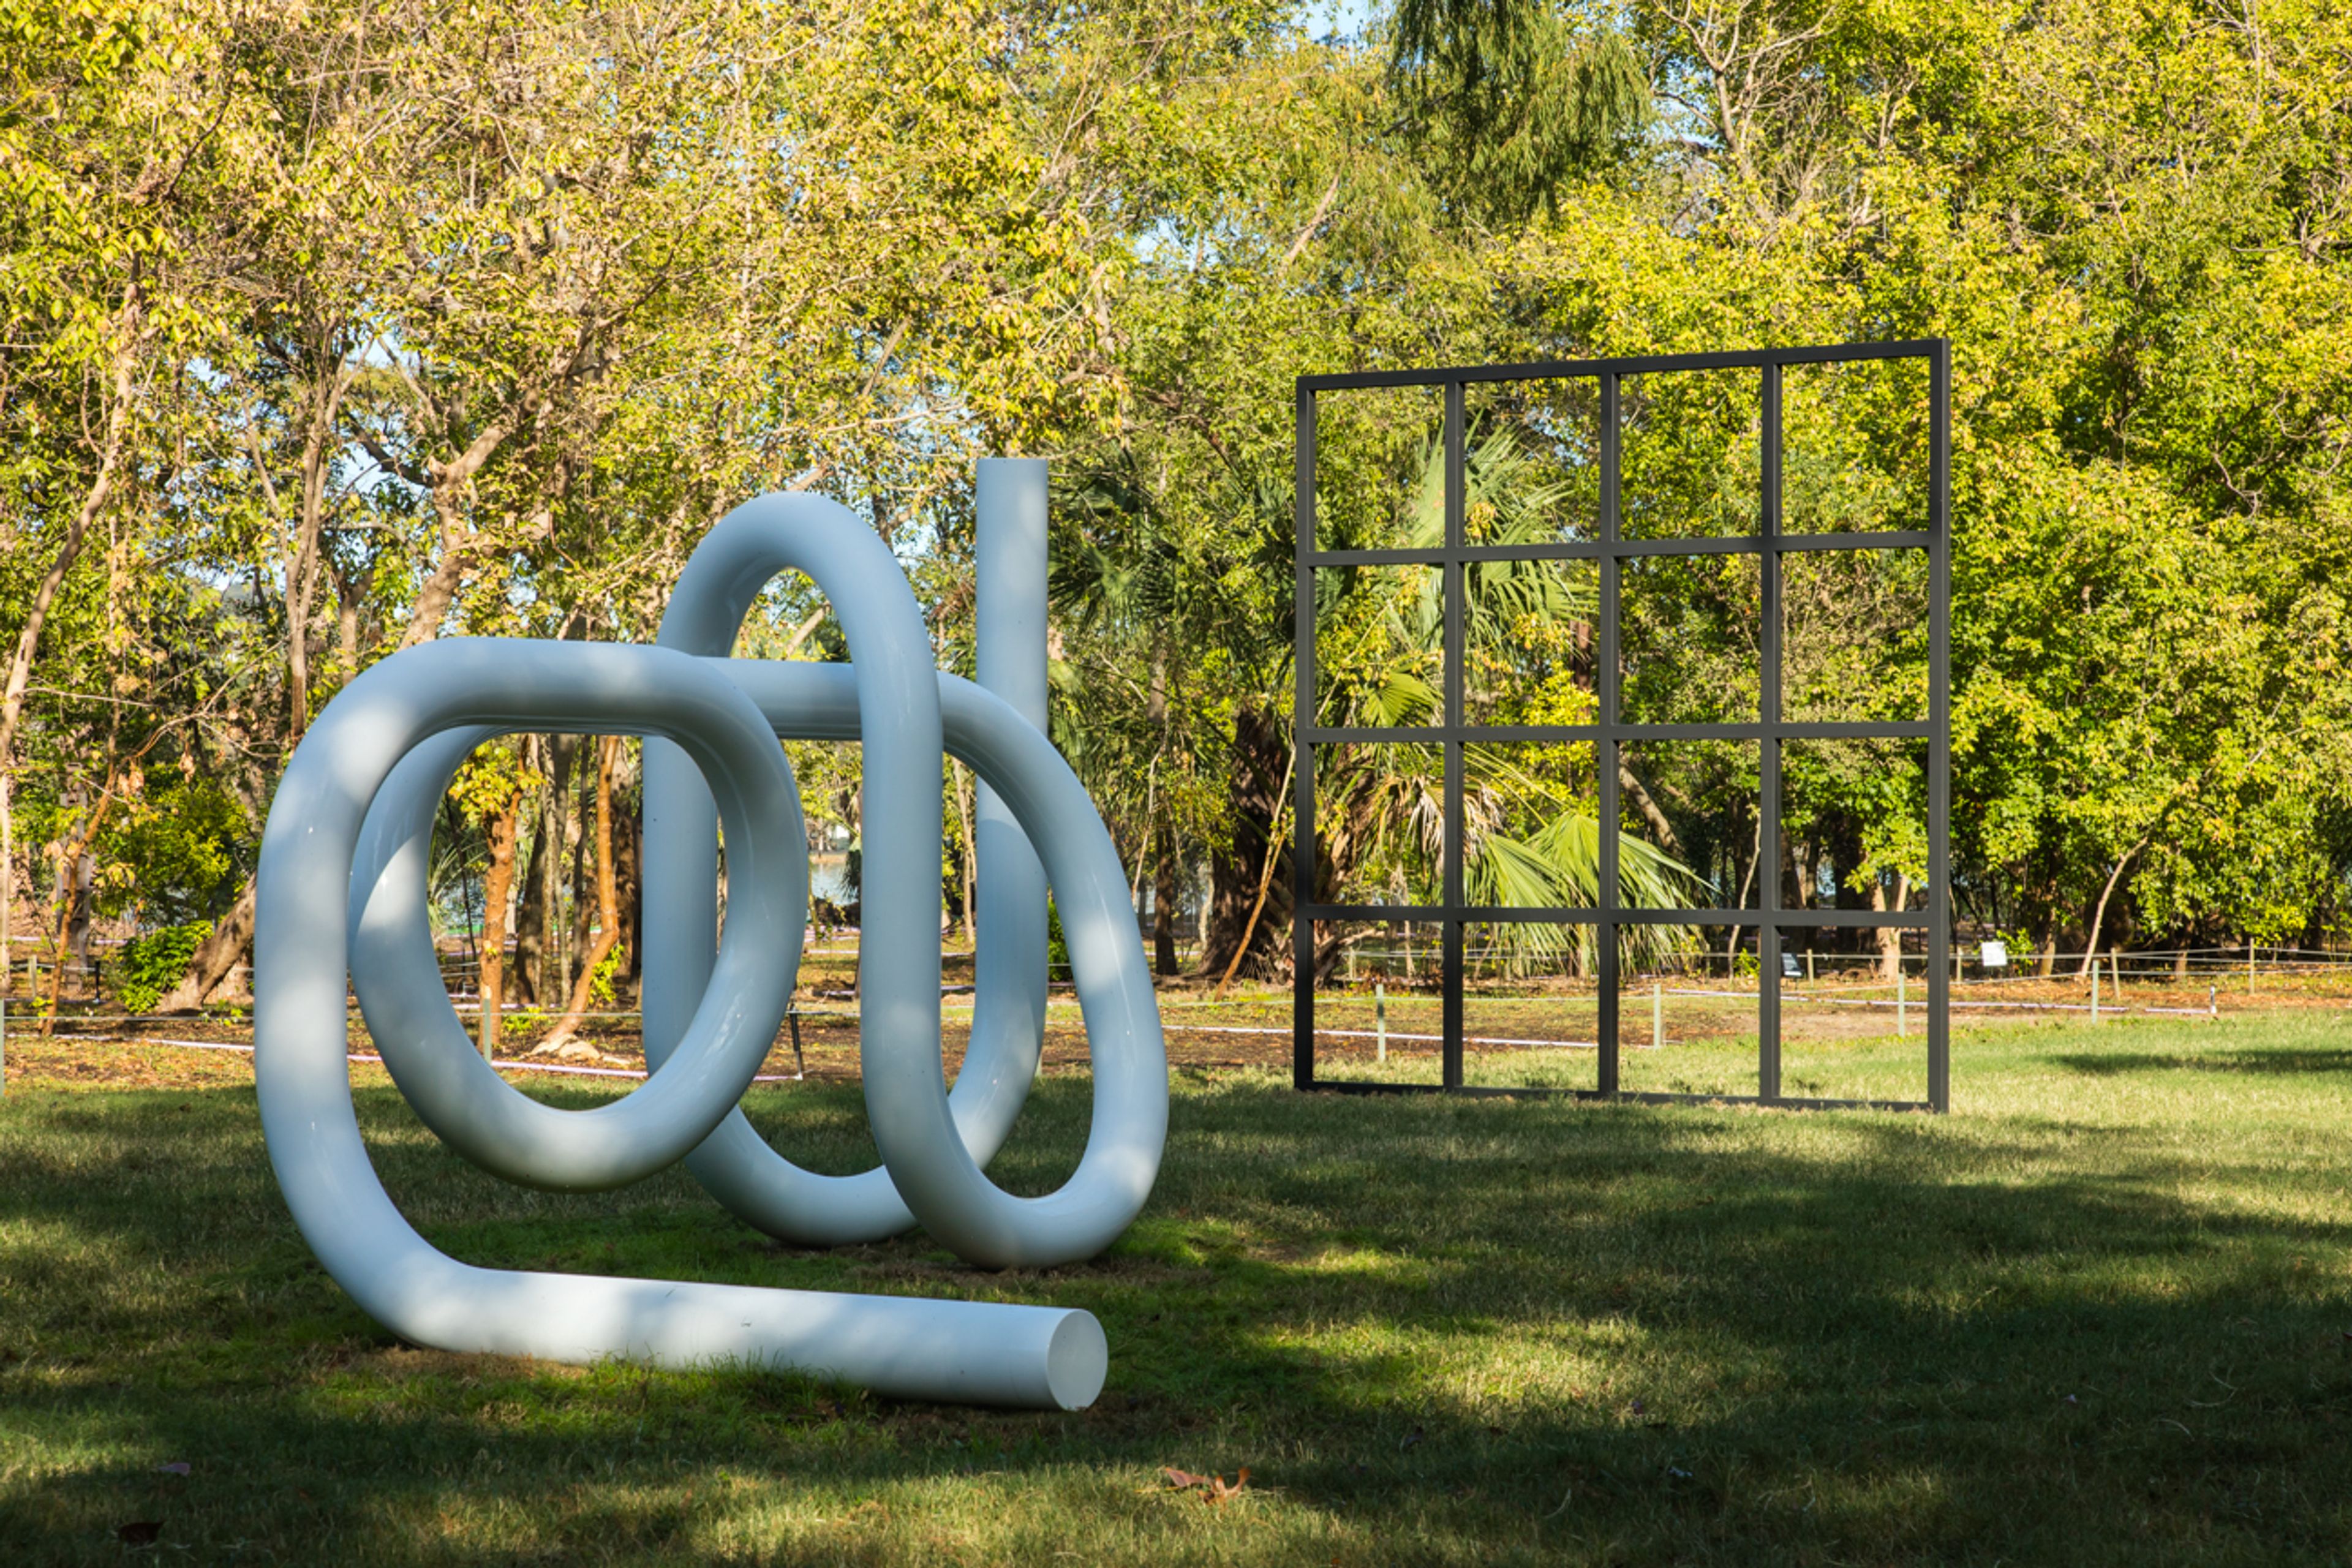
[1163, 1466, 1251, 1504]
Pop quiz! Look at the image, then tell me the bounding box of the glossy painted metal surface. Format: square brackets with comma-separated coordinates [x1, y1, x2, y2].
[252, 483, 1164, 1409]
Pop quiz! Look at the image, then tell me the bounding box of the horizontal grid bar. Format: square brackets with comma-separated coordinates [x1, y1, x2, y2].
[1299, 339, 1942, 392]
[1304, 530, 1929, 567]
[1303, 903, 1933, 928]
[1303, 1081, 1936, 1112]
[1307, 721, 1932, 743]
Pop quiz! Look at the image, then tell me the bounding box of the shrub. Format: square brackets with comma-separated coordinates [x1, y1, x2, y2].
[115, 921, 213, 1014]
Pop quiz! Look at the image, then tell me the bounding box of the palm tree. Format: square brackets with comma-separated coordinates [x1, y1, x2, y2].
[1312, 424, 1704, 977]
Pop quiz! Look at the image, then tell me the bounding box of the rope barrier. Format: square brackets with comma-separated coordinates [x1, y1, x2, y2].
[42, 1032, 805, 1083]
[1164, 1021, 1599, 1050]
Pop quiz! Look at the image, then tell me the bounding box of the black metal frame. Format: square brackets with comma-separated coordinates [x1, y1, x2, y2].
[1291, 340, 1950, 1112]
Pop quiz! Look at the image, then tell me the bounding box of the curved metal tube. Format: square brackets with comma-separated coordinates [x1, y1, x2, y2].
[344, 720, 805, 1190]
[345, 663, 1167, 1262]
[255, 640, 1111, 1409]
[643, 493, 1044, 1244]
[643, 492, 1164, 1265]
[255, 486, 1165, 1407]
[698, 660, 1167, 1262]
[291, 643, 802, 1193]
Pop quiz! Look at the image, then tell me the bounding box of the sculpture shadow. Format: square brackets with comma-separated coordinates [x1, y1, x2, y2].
[2052, 1044, 2352, 1077]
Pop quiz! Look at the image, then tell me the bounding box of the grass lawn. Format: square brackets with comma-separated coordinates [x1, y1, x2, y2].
[2, 1012, 2350, 1564]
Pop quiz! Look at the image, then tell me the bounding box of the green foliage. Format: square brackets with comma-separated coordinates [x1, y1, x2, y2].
[2, 0, 2350, 1001]
[95, 777, 247, 925]
[111, 920, 211, 1014]
[1389, 0, 1649, 224]
[586, 941, 627, 1009]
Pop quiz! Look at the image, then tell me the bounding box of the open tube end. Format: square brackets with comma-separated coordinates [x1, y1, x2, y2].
[1044, 1311, 1109, 1411]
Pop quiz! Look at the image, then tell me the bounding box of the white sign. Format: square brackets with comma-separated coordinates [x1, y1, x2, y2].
[1980, 940, 2009, 968]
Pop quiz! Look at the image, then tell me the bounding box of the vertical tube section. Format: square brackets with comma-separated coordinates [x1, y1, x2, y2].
[1597, 373, 1623, 1096]
[1928, 341, 1952, 1112]
[1758, 363, 1783, 1102]
[974, 459, 1051, 1109]
[1293, 388, 1318, 1090]
[1441, 380, 1466, 1090]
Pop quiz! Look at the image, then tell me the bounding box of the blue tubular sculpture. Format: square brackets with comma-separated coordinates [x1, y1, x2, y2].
[642, 477, 1074, 1251]
[254, 478, 1166, 1410]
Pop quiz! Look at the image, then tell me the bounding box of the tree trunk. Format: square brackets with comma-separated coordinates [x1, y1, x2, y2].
[540, 737, 620, 1055]
[478, 801, 520, 1058]
[2079, 846, 2144, 979]
[1618, 761, 1681, 856]
[1, 775, 12, 1003]
[1871, 873, 1910, 981]
[40, 790, 105, 1021]
[283, 359, 351, 741]
[1145, 647, 1173, 976]
[545, 734, 578, 993]
[512, 804, 548, 1006]
[951, 760, 976, 935]
[391, 423, 509, 650]
[563, 760, 594, 986]
[1199, 706, 1291, 981]
[66, 842, 94, 998]
[156, 878, 258, 1012]
[334, 560, 372, 691]
[1153, 820, 1179, 976]
[0, 303, 140, 774]
[614, 782, 643, 997]
[1727, 815, 1762, 971]
[0, 314, 141, 978]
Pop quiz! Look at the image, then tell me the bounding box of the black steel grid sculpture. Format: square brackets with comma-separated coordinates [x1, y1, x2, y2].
[1291, 340, 1950, 1112]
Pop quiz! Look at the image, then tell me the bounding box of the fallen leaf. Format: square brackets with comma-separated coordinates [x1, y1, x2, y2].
[116, 1520, 162, 1547]
[155, 1462, 190, 1477]
[1164, 1466, 1250, 1503]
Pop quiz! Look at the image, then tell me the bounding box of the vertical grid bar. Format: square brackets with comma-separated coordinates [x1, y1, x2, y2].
[1293, 385, 1317, 1091]
[1928, 342, 1952, 1112]
[1758, 363, 1783, 1101]
[1596, 372, 1622, 1095]
[1441, 379, 1466, 1089]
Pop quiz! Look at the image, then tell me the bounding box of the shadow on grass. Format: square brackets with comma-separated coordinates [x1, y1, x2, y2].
[2053, 1046, 2352, 1077]
[2, 1037, 2350, 1564]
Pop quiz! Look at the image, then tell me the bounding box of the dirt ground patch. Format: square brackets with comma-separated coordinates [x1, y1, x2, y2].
[7, 971, 2345, 1091]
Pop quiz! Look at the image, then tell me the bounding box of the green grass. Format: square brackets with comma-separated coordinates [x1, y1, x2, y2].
[4, 1014, 2351, 1564]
